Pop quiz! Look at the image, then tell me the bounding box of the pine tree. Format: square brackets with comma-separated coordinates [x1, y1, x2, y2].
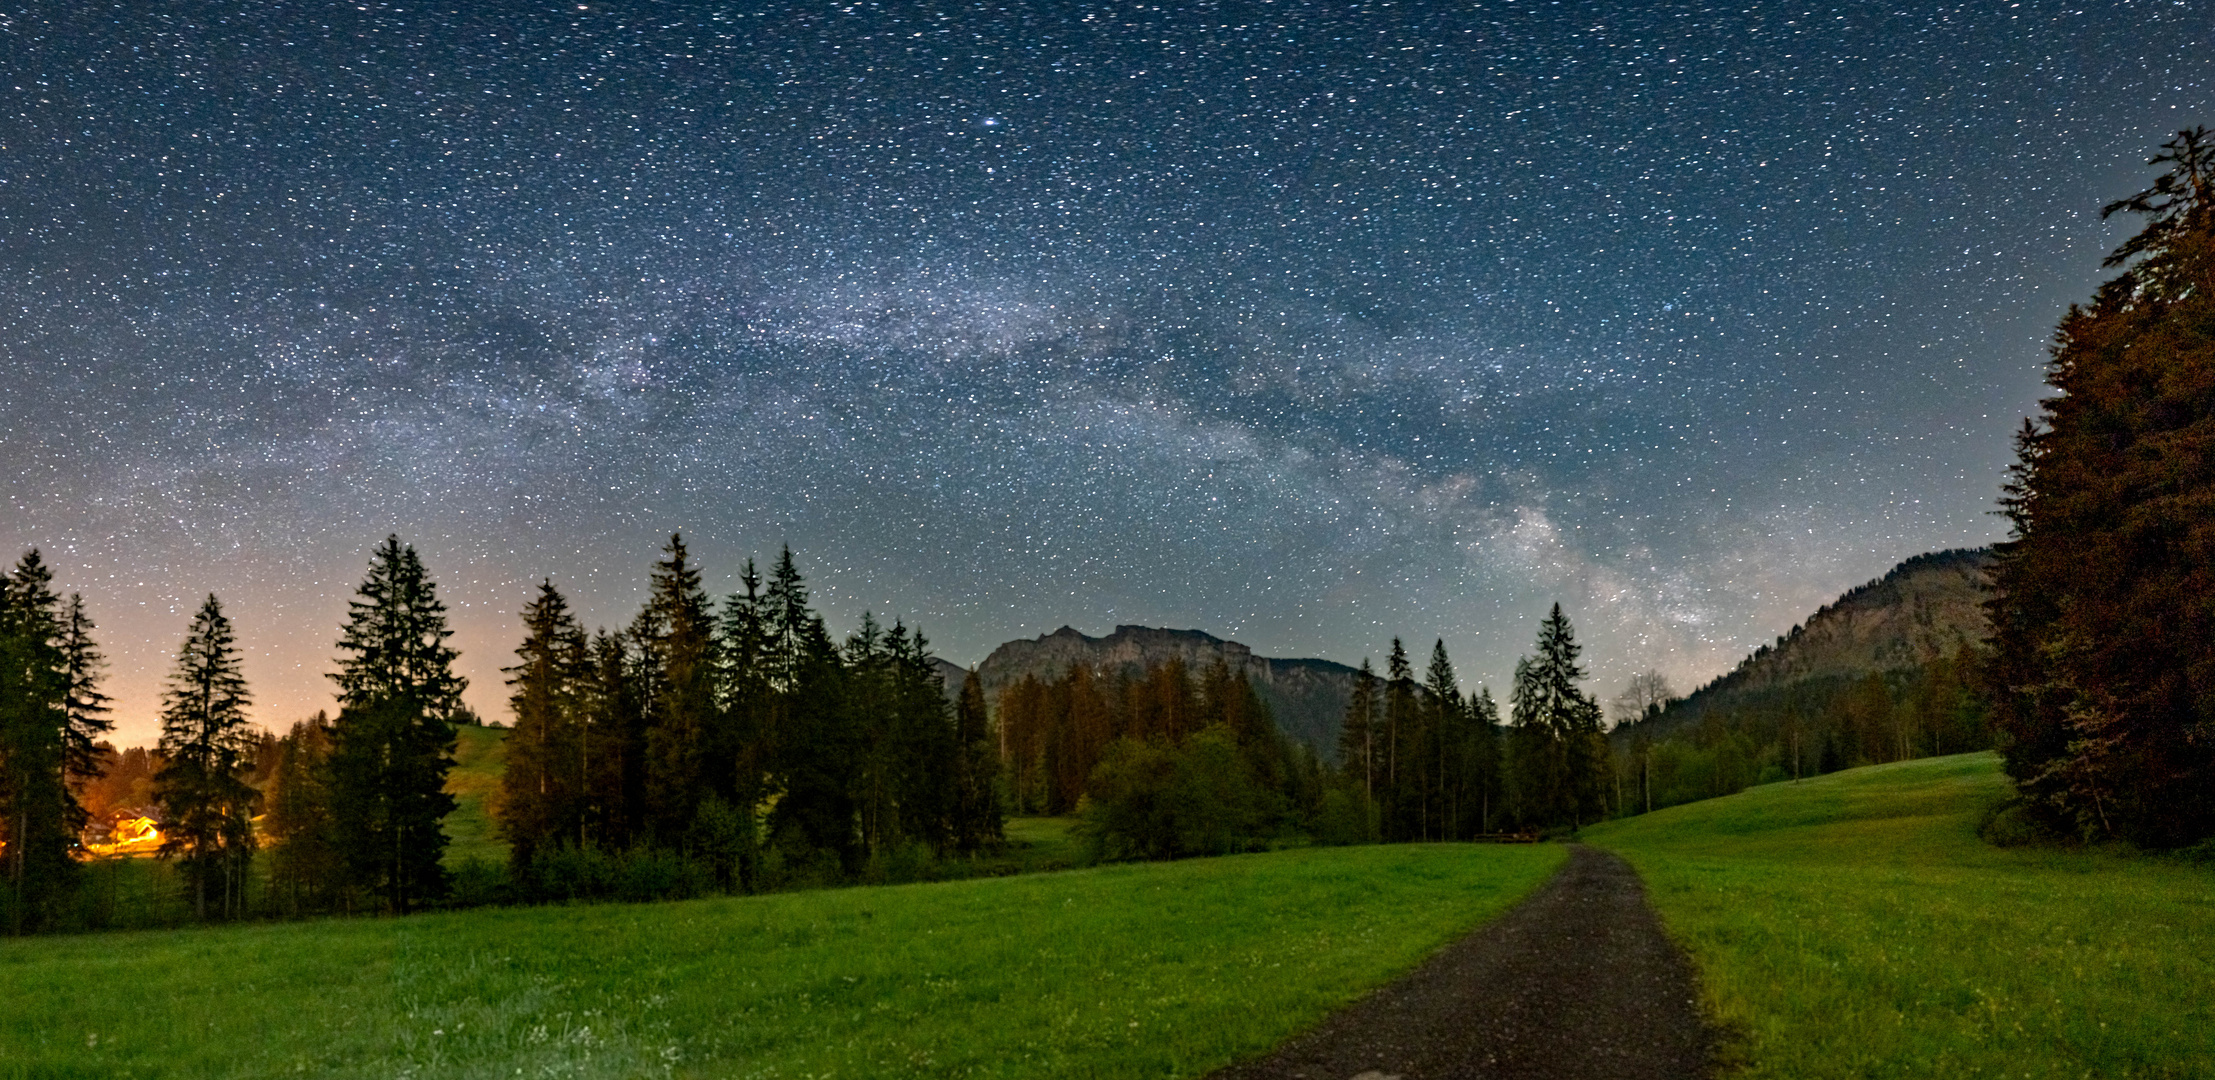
[761, 550, 859, 868]
[888, 622, 958, 853]
[500, 579, 592, 868]
[1339, 658, 1379, 804]
[997, 674, 1048, 813]
[0, 551, 75, 932]
[1060, 664, 1113, 813]
[713, 561, 772, 858]
[1423, 641, 1466, 839]
[327, 536, 465, 913]
[266, 713, 339, 915]
[1508, 605, 1606, 830]
[764, 545, 812, 692]
[847, 612, 899, 854]
[154, 595, 259, 920]
[58, 594, 113, 837]
[1988, 127, 2215, 845]
[586, 627, 648, 849]
[636, 534, 715, 844]
[1381, 639, 1419, 840]
[951, 667, 1003, 853]
[1468, 686, 1503, 833]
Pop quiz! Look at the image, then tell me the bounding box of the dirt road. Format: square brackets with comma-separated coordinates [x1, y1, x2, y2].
[1207, 845, 1715, 1080]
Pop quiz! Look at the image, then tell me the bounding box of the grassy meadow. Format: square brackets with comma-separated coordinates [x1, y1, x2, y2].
[0, 842, 1563, 1079]
[1587, 752, 2215, 1079]
[444, 725, 513, 868]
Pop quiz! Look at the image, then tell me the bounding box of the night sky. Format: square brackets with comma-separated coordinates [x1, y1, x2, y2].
[4, 1, 2209, 745]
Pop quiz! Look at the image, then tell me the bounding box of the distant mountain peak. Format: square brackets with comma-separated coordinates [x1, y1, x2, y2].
[942, 623, 1356, 754]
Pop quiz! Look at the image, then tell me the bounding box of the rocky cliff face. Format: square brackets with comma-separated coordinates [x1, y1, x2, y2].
[931, 657, 971, 704]
[1660, 547, 1993, 727]
[936, 625, 1360, 754]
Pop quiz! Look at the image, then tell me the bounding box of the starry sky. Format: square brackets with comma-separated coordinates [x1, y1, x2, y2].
[3, 1, 2209, 745]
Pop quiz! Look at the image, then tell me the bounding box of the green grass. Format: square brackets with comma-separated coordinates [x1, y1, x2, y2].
[1586, 752, 2215, 1079]
[444, 725, 511, 868]
[982, 816, 1085, 874]
[0, 842, 1564, 1079]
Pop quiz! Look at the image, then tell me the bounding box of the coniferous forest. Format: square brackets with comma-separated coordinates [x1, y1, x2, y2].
[0, 531, 1639, 932]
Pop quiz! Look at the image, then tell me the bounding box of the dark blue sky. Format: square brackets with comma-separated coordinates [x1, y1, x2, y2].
[3, 1, 2208, 741]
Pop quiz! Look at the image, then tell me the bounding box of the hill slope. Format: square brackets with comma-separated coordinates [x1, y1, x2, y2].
[1649, 547, 1992, 735]
[962, 625, 1361, 754]
[1587, 754, 2213, 1078]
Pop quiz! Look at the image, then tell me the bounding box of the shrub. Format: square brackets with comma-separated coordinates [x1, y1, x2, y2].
[1079, 727, 1276, 861]
[1313, 786, 1377, 846]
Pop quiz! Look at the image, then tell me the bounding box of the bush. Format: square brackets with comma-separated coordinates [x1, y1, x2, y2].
[1079, 727, 1276, 862]
[446, 857, 512, 907]
[1977, 798, 2045, 848]
[688, 794, 749, 891]
[1079, 738, 1181, 861]
[514, 845, 713, 904]
[1313, 787, 1377, 846]
[615, 848, 711, 903]
[860, 840, 939, 885]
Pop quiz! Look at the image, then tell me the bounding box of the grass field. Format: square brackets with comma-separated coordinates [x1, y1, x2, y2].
[445, 725, 512, 868]
[0, 842, 1563, 1079]
[1587, 752, 2215, 1079]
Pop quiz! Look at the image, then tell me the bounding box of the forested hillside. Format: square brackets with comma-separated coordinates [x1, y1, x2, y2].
[1657, 548, 1991, 731]
[1612, 548, 1994, 812]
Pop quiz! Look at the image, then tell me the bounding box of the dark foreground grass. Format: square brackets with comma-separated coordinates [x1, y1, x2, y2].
[1587, 753, 2215, 1079]
[0, 842, 1563, 1079]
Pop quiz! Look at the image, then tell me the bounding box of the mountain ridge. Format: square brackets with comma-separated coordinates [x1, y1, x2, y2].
[936, 625, 1361, 754]
[1648, 546, 1994, 735]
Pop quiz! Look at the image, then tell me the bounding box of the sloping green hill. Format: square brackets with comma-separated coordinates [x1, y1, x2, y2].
[1589, 754, 2213, 1078]
[444, 724, 510, 867]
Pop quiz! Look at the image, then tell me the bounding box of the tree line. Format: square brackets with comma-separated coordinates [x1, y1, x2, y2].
[1336, 604, 1613, 841]
[265, 534, 1004, 912]
[3, 538, 468, 929]
[0, 516, 2038, 935]
[1612, 644, 1991, 815]
[1057, 602, 1618, 858]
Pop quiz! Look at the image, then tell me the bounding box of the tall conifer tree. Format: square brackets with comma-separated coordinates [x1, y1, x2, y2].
[636, 534, 715, 843]
[1423, 640, 1466, 839]
[500, 580, 592, 867]
[1381, 639, 1418, 840]
[761, 549, 859, 866]
[951, 667, 1002, 853]
[585, 627, 648, 848]
[154, 595, 258, 920]
[1468, 686, 1503, 833]
[265, 713, 339, 914]
[328, 536, 465, 913]
[714, 561, 772, 830]
[58, 594, 113, 835]
[1339, 658, 1379, 803]
[0, 551, 76, 931]
[1508, 605, 1606, 829]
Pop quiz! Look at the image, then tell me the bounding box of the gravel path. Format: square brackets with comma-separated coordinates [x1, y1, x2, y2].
[1207, 845, 1715, 1080]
